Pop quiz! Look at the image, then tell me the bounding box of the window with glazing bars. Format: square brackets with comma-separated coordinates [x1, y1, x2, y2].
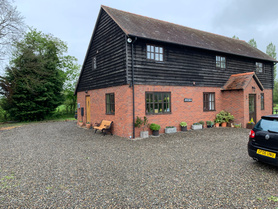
[203, 92, 215, 111]
[216, 56, 226, 68]
[106, 93, 115, 114]
[146, 92, 171, 114]
[147, 45, 163, 61]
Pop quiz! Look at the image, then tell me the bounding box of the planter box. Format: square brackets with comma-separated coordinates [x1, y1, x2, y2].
[192, 124, 202, 130]
[181, 126, 187, 131]
[140, 131, 149, 138]
[246, 123, 255, 129]
[165, 127, 177, 134]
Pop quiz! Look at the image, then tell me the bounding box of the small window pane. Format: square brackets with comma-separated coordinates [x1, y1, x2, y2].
[147, 44, 164, 61]
[151, 45, 154, 52]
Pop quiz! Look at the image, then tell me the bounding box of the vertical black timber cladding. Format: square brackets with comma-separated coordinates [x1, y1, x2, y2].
[128, 39, 274, 89]
[76, 9, 127, 92]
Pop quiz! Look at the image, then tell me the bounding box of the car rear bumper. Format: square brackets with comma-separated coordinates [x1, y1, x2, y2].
[248, 141, 278, 166]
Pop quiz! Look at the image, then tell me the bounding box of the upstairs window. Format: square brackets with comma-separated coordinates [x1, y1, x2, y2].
[92, 56, 97, 70]
[216, 56, 226, 68]
[146, 92, 170, 114]
[203, 92, 215, 111]
[256, 62, 264, 73]
[147, 45, 163, 61]
[106, 93, 115, 115]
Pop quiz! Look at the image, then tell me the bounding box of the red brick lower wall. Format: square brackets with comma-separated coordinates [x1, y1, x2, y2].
[77, 84, 273, 138]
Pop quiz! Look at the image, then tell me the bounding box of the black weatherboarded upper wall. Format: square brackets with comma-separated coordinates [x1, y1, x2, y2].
[75, 6, 276, 93]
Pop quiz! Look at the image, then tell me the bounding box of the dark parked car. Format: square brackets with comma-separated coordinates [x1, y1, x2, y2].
[248, 115, 278, 166]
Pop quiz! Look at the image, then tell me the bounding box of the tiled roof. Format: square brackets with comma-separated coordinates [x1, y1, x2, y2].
[221, 72, 264, 91]
[102, 5, 277, 62]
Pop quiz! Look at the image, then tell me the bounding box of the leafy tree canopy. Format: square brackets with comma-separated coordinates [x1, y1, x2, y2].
[0, 29, 75, 121]
[248, 38, 257, 48]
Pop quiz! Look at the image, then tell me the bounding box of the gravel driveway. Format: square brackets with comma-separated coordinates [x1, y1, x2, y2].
[0, 121, 278, 208]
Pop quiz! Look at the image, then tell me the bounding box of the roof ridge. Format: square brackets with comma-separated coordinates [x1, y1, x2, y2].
[101, 5, 248, 45]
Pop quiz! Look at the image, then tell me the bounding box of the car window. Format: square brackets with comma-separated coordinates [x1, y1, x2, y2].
[255, 119, 278, 132]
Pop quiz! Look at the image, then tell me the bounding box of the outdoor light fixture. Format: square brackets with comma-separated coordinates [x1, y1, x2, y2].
[85, 90, 88, 93]
[127, 37, 133, 43]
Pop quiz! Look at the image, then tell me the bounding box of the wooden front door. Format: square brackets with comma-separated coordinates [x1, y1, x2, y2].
[86, 96, 91, 122]
[249, 94, 256, 123]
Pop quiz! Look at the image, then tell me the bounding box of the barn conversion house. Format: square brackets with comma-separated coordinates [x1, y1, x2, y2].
[75, 5, 277, 138]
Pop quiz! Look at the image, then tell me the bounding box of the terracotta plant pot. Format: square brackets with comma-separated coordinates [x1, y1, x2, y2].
[86, 123, 91, 129]
[215, 123, 219, 128]
[79, 122, 84, 126]
[221, 122, 227, 127]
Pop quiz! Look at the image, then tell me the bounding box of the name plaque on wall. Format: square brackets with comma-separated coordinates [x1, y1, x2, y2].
[184, 98, 192, 102]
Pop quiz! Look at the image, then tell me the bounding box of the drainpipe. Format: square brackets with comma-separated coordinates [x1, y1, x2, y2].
[127, 36, 137, 138]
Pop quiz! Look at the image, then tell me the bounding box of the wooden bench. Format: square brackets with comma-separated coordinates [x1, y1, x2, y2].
[93, 120, 113, 136]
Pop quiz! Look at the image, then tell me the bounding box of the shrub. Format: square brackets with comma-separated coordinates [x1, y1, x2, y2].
[180, 122, 187, 127]
[149, 123, 161, 131]
[199, 121, 205, 126]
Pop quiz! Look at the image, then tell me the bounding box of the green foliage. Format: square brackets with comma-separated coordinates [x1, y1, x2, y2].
[180, 122, 187, 127]
[248, 38, 257, 48]
[0, 29, 76, 121]
[206, 121, 214, 125]
[134, 116, 149, 131]
[232, 35, 239, 39]
[149, 123, 160, 131]
[193, 122, 201, 125]
[215, 110, 234, 123]
[166, 126, 175, 128]
[199, 121, 205, 126]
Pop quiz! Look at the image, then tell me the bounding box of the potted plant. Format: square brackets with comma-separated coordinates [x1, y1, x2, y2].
[149, 123, 161, 136]
[215, 110, 234, 127]
[234, 123, 241, 128]
[192, 122, 202, 130]
[214, 118, 222, 128]
[206, 121, 214, 128]
[135, 116, 149, 138]
[165, 126, 177, 134]
[180, 122, 187, 131]
[246, 118, 255, 129]
[86, 122, 91, 129]
[199, 120, 205, 128]
[78, 120, 84, 126]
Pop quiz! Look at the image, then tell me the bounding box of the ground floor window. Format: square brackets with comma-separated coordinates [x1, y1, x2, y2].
[203, 92, 215, 111]
[106, 93, 115, 115]
[261, 93, 264, 110]
[146, 92, 171, 114]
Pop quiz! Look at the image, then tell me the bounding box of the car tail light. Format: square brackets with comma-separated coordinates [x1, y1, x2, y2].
[249, 130, 255, 138]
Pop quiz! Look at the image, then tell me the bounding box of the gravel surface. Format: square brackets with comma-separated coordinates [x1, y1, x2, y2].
[0, 121, 278, 208]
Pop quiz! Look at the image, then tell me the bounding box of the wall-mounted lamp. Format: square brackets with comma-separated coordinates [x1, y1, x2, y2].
[85, 90, 88, 94]
[193, 82, 196, 86]
[127, 37, 133, 43]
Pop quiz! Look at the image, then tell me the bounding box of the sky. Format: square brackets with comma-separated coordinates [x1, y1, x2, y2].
[4, 0, 278, 73]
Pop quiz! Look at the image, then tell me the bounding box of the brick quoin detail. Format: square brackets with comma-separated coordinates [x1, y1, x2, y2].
[77, 83, 272, 138]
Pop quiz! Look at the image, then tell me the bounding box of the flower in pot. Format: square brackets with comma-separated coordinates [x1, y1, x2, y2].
[246, 118, 255, 129]
[149, 123, 161, 136]
[86, 122, 91, 129]
[206, 121, 214, 128]
[180, 122, 187, 131]
[135, 116, 149, 138]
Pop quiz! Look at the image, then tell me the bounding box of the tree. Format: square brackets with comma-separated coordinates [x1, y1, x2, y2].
[248, 38, 257, 48]
[266, 42, 278, 103]
[0, 29, 68, 121]
[61, 55, 80, 114]
[232, 35, 239, 39]
[0, 0, 25, 60]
